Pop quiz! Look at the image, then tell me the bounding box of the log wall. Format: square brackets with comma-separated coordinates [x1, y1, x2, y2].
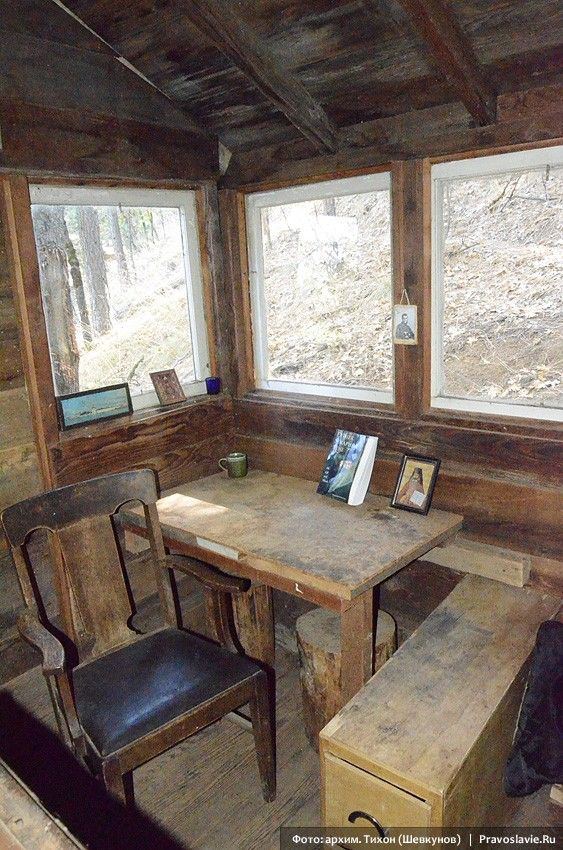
[0, 175, 234, 676]
[0, 187, 44, 672]
[220, 147, 562, 593]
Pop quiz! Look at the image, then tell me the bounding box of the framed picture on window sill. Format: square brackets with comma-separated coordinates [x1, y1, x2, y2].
[150, 369, 187, 406]
[56, 383, 132, 431]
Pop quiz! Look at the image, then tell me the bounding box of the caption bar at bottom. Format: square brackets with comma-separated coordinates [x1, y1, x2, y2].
[279, 828, 563, 849]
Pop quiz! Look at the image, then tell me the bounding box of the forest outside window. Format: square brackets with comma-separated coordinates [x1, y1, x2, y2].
[246, 173, 394, 403]
[30, 186, 210, 412]
[431, 146, 563, 422]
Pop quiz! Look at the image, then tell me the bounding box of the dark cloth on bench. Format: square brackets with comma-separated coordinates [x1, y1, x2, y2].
[504, 620, 563, 796]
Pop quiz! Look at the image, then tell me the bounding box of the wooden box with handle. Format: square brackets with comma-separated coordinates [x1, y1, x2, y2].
[320, 575, 560, 830]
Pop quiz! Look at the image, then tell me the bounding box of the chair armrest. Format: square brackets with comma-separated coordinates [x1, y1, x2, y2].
[17, 611, 65, 675]
[166, 554, 251, 594]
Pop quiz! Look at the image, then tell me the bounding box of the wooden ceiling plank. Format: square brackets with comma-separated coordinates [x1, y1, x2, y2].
[376, 0, 497, 125]
[178, 0, 337, 152]
[221, 83, 562, 188]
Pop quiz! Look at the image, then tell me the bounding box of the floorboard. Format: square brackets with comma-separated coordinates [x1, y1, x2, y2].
[1, 560, 560, 848]
[1, 648, 320, 850]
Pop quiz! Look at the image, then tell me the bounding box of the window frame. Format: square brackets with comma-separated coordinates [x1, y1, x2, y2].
[29, 184, 211, 411]
[245, 172, 394, 404]
[431, 145, 563, 423]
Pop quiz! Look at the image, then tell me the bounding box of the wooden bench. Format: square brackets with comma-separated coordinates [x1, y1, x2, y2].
[320, 574, 560, 828]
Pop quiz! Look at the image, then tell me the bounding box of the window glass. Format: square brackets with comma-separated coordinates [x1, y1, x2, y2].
[247, 175, 393, 402]
[30, 189, 209, 406]
[433, 150, 563, 419]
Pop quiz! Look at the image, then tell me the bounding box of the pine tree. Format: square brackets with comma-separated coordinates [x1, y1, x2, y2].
[32, 206, 80, 394]
[77, 206, 112, 335]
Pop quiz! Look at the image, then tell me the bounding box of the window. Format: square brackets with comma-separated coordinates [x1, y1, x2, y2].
[246, 173, 393, 403]
[431, 146, 562, 422]
[30, 186, 210, 411]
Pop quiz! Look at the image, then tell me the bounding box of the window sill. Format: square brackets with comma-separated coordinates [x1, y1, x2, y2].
[429, 396, 562, 426]
[56, 392, 229, 443]
[237, 389, 562, 442]
[238, 387, 397, 418]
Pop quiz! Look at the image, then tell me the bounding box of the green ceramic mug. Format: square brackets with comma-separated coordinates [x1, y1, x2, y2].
[218, 452, 248, 478]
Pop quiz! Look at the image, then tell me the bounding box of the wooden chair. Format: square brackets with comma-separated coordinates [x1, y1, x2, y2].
[1, 469, 276, 805]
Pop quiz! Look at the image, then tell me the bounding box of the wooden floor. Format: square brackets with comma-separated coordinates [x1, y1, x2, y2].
[1, 560, 560, 848]
[2, 647, 320, 850]
[2, 645, 561, 850]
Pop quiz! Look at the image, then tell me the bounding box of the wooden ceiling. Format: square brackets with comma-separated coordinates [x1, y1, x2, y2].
[1, 0, 562, 182]
[59, 0, 562, 153]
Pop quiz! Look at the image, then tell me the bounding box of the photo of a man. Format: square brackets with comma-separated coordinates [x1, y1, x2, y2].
[393, 304, 417, 345]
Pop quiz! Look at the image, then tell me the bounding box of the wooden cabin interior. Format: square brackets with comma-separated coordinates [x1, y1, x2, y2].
[0, 1, 562, 848]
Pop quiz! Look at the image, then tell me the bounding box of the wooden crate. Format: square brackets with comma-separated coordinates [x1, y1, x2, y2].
[320, 575, 560, 828]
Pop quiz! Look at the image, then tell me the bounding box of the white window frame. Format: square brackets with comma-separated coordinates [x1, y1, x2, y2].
[30, 185, 211, 411]
[246, 173, 394, 404]
[431, 145, 563, 423]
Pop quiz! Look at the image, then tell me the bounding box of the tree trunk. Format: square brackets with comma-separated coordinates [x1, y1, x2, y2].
[108, 208, 131, 288]
[77, 206, 112, 335]
[61, 212, 92, 342]
[323, 197, 336, 216]
[262, 208, 272, 250]
[32, 206, 80, 395]
[124, 209, 137, 281]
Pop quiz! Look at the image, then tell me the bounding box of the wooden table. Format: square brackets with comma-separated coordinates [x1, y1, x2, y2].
[122, 470, 463, 703]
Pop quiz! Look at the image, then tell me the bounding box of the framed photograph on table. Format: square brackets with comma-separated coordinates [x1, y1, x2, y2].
[391, 454, 440, 515]
[150, 369, 186, 406]
[56, 383, 132, 431]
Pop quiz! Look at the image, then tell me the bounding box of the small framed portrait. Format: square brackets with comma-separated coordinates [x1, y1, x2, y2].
[391, 454, 441, 515]
[393, 304, 418, 345]
[150, 369, 186, 406]
[56, 383, 132, 431]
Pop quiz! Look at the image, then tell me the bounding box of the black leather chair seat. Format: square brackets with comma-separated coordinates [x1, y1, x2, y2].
[73, 629, 261, 756]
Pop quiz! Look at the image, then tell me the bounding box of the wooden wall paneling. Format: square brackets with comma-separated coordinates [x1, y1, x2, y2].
[0, 176, 45, 672]
[0, 14, 219, 180]
[390, 159, 405, 413]
[234, 396, 562, 484]
[392, 159, 430, 418]
[196, 183, 236, 388]
[237, 433, 562, 563]
[0, 104, 219, 183]
[0, 201, 24, 393]
[218, 189, 255, 397]
[50, 397, 234, 490]
[1, 176, 56, 488]
[222, 84, 563, 189]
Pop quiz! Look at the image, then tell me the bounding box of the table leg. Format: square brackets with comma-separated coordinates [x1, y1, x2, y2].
[233, 584, 276, 669]
[340, 588, 375, 705]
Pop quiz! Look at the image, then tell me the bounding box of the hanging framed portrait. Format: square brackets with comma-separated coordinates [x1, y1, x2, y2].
[393, 304, 418, 345]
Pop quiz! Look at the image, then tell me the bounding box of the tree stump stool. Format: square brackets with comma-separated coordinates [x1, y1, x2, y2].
[296, 607, 396, 750]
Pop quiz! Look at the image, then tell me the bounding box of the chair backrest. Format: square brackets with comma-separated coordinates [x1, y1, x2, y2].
[1, 469, 170, 663]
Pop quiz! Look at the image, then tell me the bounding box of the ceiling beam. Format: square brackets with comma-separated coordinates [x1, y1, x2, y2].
[374, 0, 496, 125]
[222, 83, 561, 188]
[179, 0, 338, 152]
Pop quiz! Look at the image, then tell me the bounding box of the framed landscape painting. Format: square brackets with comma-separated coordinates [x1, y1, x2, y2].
[56, 383, 133, 431]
